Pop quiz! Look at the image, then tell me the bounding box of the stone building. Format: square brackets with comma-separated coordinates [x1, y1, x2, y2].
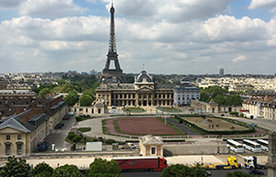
[0, 77, 7, 89]
[139, 135, 164, 157]
[268, 131, 276, 177]
[191, 99, 241, 114]
[173, 84, 200, 106]
[0, 95, 67, 157]
[96, 70, 174, 108]
[70, 98, 107, 116]
[242, 96, 276, 120]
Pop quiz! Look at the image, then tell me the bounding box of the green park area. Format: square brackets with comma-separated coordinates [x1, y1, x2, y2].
[122, 107, 146, 113]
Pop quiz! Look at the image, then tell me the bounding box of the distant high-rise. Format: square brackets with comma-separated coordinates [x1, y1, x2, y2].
[219, 68, 224, 76]
[101, 3, 124, 83]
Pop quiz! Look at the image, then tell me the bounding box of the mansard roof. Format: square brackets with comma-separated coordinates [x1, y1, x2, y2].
[136, 70, 152, 83]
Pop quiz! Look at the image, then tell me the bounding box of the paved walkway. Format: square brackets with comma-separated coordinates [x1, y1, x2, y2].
[26, 155, 226, 169]
[73, 117, 135, 141]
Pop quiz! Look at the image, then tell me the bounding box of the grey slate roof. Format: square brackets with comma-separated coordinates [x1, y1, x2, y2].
[0, 117, 31, 133]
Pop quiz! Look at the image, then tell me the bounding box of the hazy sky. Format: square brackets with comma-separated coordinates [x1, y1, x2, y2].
[0, 0, 276, 74]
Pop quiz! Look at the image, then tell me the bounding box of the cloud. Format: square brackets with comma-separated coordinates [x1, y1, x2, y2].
[0, 0, 24, 10]
[19, 0, 86, 18]
[103, 0, 232, 22]
[1, 1, 276, 74]
[249, 0, 276, 12]
[232, 55, 247, 62]
[203, 15, 267, 42]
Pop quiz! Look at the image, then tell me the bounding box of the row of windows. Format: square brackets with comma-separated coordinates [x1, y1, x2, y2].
[98, 93, 174, 99]
[177, 95, 199, 100]
[6, 134, 21, 140]
[5, 143, 22, 155]
[73, 108, 102, 114]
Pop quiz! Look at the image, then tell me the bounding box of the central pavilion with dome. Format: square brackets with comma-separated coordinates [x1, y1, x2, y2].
[95, 70, 174, 108]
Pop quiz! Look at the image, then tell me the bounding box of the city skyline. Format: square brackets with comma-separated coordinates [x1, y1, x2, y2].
[0, 0, 276, 74]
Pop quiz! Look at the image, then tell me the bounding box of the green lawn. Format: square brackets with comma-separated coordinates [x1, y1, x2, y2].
[122, 107, 146, 113]
[78, 127, 91, 133]
[162, 107, 181, 112]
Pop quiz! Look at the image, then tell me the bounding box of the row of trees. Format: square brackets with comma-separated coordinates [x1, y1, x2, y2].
[0, 156, 257, 177]
[200, 86, 243, 106]
[34, 76, 99, 106]
[0, 156, 121, 177]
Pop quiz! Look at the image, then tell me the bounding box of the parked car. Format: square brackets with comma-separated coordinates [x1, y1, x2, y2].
[54, 122, 64, 129]
[63, 115, 70, 120]
[249, 169, 265, 175]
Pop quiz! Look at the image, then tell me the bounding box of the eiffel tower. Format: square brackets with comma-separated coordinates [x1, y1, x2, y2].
[101, 2, 124, 83]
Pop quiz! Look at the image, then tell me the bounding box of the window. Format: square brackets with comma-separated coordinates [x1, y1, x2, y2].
[5, 144, 11, 155]
[151, 147, 156, 154]
[17, 144, 22, 155]
[86, 108, 88, 113]
[17, 135, 21, 140]
[6, 135, 10, 140]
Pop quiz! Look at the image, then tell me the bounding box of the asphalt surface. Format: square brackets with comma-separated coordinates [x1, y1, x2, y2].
[223, 116, 276, 132]
[121, 169, 268, 177]
[44, 116, 76, 150]
[167, 118, 199, 135]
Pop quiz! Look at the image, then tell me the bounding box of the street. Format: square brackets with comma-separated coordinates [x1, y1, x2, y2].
[121, 169, 268, 177]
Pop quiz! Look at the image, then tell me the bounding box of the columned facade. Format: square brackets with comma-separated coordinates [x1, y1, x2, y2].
[96, 71, 174, 108]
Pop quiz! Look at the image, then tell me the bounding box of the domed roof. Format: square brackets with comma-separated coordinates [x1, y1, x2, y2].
[136, 70, 152, 82]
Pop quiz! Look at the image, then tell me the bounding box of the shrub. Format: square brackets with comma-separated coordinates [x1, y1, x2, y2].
[72, 135, 82, 143]
[67, 132, 76, 141]
[105, 139, 116, 145]
[78, 127, 91, 133]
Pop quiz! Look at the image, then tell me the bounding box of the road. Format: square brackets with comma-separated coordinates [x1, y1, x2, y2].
[44, 116, 76, 150]
[167, 118, 199, 135]
[226, 116, 276, 131]
[121, 169, 267, 177]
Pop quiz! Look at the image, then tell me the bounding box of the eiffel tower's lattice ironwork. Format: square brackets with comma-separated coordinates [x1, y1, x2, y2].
[102, 3, 124, 83]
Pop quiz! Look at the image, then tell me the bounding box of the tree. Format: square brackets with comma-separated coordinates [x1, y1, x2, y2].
[161, 164, 193, 177]
[225, 95, 243, 106]
[72, 135, 82, 143]
[214, 94, 225, 105]
[53, 164, 82, 177]
[87, 158, 121, 177]
[200, 92, 210, 102]
[31, 162, 53, 177]
[64, 90, 79, 106]
[79, 94, 93, 106]
[161, 164, 208, 177]
[190, 163, 208, 177]
[38, 88, 52, 98]
[226, 171, 256, 177]
[0, 156, 31, 177]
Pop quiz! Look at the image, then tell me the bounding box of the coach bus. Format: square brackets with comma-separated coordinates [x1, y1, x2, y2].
[226, 139, 244, 153]
[256, 139, 268, 151]
[243, 139, 262, 153]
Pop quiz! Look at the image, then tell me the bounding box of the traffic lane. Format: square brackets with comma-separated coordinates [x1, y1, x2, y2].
[121, 172, 161, 177]
[226, 116, 276, 131]
[121, 169, 267, 177]
[44, 116, 76, 149]
[210, 168, 267, 177]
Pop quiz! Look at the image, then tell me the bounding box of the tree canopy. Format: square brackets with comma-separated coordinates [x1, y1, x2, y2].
[161, 164, 207, 177]
[87, 158, 121, 177]
[79, 94, 93, 106]
[0, 156, 31, 177]
[52, 164, 82, 177]
[64, 90, 79, 106]
[31, 162, 53, 177]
